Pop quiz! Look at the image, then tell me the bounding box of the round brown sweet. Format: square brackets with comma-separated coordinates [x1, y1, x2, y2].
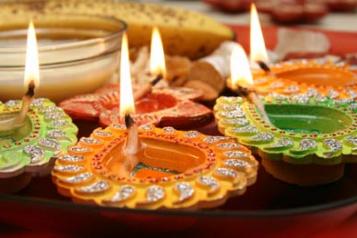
[261, 156, 344, 186]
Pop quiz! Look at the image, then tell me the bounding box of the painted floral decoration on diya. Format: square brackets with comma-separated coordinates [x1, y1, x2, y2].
[52, 125, 258, 209]
[59, 84, 212, 128]
[249, 59, 357, 101]
[214, 95, 357, 186]
[0, 98, 78, 193]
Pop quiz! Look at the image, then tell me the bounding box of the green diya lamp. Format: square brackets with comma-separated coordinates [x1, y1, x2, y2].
[215, 95, 357, 186]
[0, 21, 77, 193]
[0, 98, 78, 193]
[215, 44, 357, 186]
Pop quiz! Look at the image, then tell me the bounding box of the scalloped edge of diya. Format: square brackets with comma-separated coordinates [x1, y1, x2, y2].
[234, 59, 357, 101]
[59, 84, 212, 129]
[52, 124, 258, 210]
[214, 95, 357, 186]
[0, 98, 78, 193]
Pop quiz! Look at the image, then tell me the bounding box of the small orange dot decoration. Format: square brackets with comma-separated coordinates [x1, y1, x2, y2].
[52, 124, 258, 209]
[250, 59, 357, 101]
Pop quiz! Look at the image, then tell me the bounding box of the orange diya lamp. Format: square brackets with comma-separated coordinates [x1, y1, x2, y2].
[230, 4, 357, 102]
[60, 27, 212, 129]
[52, 33, 258, 209]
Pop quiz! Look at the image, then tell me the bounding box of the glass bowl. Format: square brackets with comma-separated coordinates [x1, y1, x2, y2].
[0, 14, 126, 102]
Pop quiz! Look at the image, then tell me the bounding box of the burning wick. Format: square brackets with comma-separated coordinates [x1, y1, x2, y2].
[256, 60, 271, 73]
[0, 81, 35, 132]
[15, 80, 35, 125]
[123, 113, 141, 156]
[234, 86, 272, 125]
[133, 73, 163, 101]
[119, 33, 145, 177]
[0, 81, 36, 133]
[0, 84, 35, 133]
[119, 113, 141, 177]
[134, 27, 166, 101]
[231, 45, 272, 125]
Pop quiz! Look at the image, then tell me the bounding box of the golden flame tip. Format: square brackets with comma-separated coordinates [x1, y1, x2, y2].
[230, 44, 253, 89]
[119, 32, 135, 117]
[150, 27, 166, 78]
[250, 4, 269, 63]
[24, 20, 40, 89]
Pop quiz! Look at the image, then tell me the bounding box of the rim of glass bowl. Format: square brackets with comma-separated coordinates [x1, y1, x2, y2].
[0, 14, 127, 68]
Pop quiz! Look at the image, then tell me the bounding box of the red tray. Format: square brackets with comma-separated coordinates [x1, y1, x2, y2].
[1, 25, 357, 238]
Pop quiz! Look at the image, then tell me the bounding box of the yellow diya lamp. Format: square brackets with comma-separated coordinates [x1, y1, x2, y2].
[52, 33, 258, 209]
[244, 4, 357, 102]
[217, 43, 357, 186]
[0, 22, 77, 193]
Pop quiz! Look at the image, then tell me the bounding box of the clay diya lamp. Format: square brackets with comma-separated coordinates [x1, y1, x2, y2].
[250, 59, 357, 102]
[52, 124, 258, 209]
[60, 26, 212, 131]
[246, 6, 357, 102]
[59, 84, 212, 129]
[215, 95, 357, 186]
[0, 22, 77, 193]
[0, 98, 77, 193]
[53, 33, 257, 209]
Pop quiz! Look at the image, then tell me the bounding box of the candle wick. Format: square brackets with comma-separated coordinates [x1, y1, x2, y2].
[0, 80, 36, 133]
[25, 80, 35, 98]
[133, 74, 162, 101]
[256, 60, 271, 73]
[124, 113, 135, 129]
[123, 113, 142, 156]
[12, 80, 36, 127]
[150, 74, 162, 86]
[121, 113, 144, 177]
[235, 86, 272, 126]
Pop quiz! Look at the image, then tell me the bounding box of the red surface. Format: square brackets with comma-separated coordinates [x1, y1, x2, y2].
[1, 165, 357, 237]
[204, 0, 356, 22]
[229, 24, 357, 56]
[1, 25, 357, 237]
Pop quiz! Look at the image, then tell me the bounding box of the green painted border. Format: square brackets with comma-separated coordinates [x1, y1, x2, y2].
[0, 98, 78, 177]
[214, 95, 357, 165]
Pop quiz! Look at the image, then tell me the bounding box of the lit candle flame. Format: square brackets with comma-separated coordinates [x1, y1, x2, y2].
[250, 4, 269, 64]
[150, 27, 166, 78]
[230, 44, 253, 89]
[24, 20, 40, 88]
[119, 33, 135, 118]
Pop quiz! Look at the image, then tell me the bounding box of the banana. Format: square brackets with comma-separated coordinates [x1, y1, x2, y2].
[0, 0, 234, 59]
